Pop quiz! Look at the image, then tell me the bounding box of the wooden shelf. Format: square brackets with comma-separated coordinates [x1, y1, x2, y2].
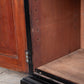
[38, 49, 84, 84]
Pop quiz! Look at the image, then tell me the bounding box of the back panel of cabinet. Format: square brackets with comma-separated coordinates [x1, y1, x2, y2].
[29, 0, 80, 69]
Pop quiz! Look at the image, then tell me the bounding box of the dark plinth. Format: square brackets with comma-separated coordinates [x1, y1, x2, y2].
[21, 75, 42, 84]
[20, 74, 60, 84]
[20, 73, 76, 84]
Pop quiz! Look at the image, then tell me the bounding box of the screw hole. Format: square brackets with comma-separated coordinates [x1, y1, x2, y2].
[37, 28, 39, 32]
[35, 9, 38, 12]
[39, 72, 42, 75]
[37, 38, 40, 41]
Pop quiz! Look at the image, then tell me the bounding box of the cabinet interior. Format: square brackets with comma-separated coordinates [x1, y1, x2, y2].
[35, 0, 84, 83]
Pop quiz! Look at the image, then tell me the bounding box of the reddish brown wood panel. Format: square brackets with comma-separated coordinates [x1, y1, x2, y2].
[0, 0, 17, 57]
[29, 0, 80, 69]
[0, 0, 28, 72]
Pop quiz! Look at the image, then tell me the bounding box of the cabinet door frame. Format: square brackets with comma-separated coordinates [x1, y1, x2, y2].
[11, 0, 28, 72]
[0, 0, 28, 72]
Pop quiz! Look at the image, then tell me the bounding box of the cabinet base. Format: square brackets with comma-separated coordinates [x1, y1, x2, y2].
[21, 74, 58, 84]
[21, 71, 76, 84]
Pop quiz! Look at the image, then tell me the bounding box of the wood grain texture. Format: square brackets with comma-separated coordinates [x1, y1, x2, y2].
[39, 49, 84, 84]
[0, 0, 17, 57]
[0, 0, 28, 72]
[29, 0, 80, 69]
